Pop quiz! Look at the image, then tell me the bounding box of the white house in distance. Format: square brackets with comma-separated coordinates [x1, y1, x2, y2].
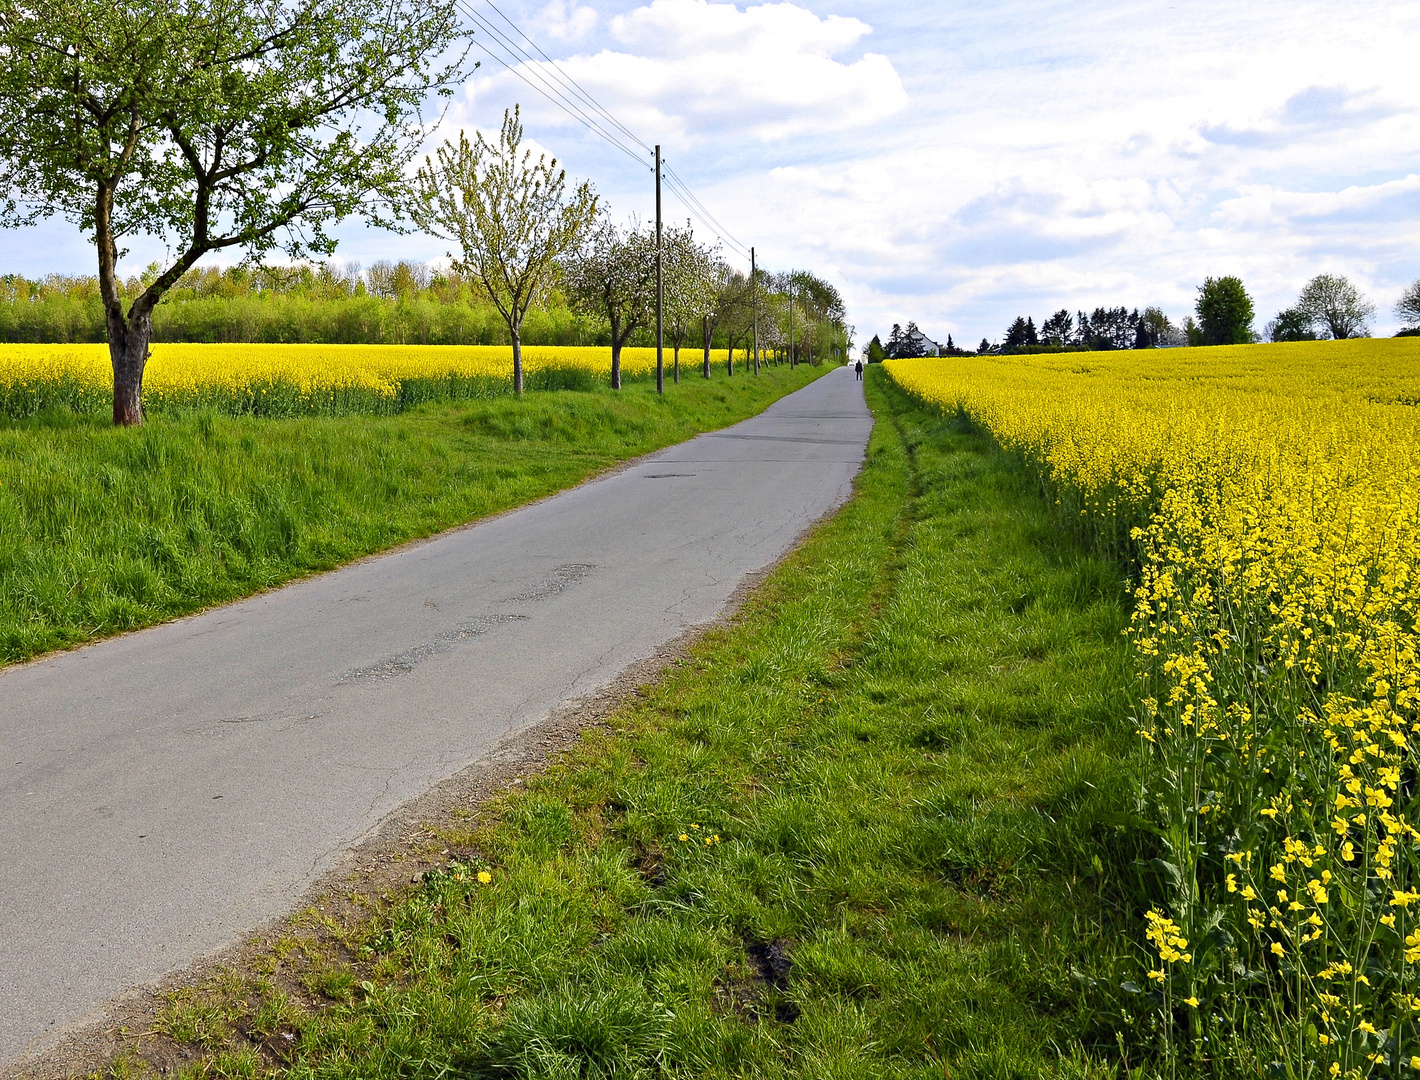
[906, 326, 942, 356]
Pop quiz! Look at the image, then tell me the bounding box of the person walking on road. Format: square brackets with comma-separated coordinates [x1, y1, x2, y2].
[854, 358, 864, 381]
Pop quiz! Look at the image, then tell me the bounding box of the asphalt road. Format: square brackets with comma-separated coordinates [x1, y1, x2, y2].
[0, 366, 872, 1065]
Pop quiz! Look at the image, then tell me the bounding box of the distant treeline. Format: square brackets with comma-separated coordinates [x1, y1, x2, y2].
[877, 272, 1420, 362]
[866, 308, 1188, 362]
[0, 261, 604, 347]
[0, 259, 852, 362]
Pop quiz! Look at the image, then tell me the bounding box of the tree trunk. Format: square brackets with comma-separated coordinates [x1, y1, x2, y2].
[609, 311, 623, 390]
[512, 329, 524, 396]
[789, 300, 795, 368]
[727, 339, 734, 376]
[673, 343, 680, 384]
[96, 185, 149, 427]
[109, 308, 152, 427]
[702, 318, 711, 379]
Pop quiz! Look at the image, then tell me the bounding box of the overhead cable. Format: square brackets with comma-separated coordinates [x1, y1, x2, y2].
[662, 164, 749, 258]
[481, 0, 654, 156]
[455, 0, 648, 169]
[456, 0, 753, 265]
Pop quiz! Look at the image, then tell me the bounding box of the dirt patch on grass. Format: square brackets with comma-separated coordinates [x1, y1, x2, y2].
[712, 938, 800, 1027]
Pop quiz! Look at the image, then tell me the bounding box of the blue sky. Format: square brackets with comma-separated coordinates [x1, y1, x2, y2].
[5, 0, 1420, 344]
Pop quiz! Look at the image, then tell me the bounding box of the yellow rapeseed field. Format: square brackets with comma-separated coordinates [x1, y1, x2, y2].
[0, 343, 731, 417]
[887, 340, 1420, 1075]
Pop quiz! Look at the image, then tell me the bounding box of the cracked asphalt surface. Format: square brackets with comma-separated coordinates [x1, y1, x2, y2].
[0, 367, 872, 1065]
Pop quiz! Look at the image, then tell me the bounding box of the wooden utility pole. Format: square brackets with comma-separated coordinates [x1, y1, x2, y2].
[788, 276, 795, 368]
[655, 145, 664, 396]
[751, 246, 759, 375]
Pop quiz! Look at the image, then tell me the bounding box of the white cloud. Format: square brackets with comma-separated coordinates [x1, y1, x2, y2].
[538, 0, 599, 41]
[609, 0, 867, 57]
[1215, 176, 1420, 230]
[469, 0, 907, 142]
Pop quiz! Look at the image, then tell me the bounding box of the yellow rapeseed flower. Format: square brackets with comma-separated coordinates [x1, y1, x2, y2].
[0, 342, 712, 418]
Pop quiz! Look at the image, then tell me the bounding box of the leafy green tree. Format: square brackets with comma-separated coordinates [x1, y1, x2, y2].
[0, 0, 466, 424]
[1041, 309, 1073, 346]
[1086, 306, 1134, 350]
[1140, 306, 1173, 346]
[1264, 308, 1318, 342]
[683, 243, 722, 380]
[1074, 311, 1093, 348]
[660, 224, 704, 382]
[713, 267, 753, 375]
[866, 335, 886, 363]
[564, 215, 657, 389]
[887, 321, 932, 359]
[1295, 273, 1374, 339]
[414, 108, 598, 395]
[1004, 317, 1032, 348]
[695, 258, 733, 377]
[781, 271, 844, 366]
[1195, 276, 1256, 345]
[1396, 279, 1420, 330]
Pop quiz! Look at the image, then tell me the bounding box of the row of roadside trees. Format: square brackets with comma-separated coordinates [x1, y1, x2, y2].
[414, 110, 848, 394]
[0, 1, 846, 423]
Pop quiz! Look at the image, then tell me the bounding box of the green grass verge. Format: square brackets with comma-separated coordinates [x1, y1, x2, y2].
[0, 365, 821, 665]
[130, 368, 1152, 1079]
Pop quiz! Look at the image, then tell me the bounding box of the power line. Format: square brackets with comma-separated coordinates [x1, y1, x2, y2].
[662, 164, 749, 258]
[660, 165, 751, 262]
[463, 37, 644, 168]
[663, 176, 750, 262]
[481, 0, 653, 156]
[456, 0, 752, 266]
[455, 1, 648, 169]
[464, 6, 646, 166]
